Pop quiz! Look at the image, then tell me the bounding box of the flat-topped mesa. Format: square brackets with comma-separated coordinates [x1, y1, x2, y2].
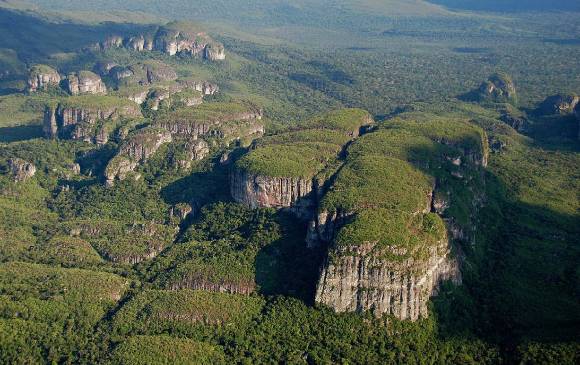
[154, 102, 264, 139]
[231, 109, 374, 214]
[43, 96, 143, 144]
[108, 61, 178, 86]
[313, 113, 488, 320]
[97, 22, 226, 61]
[26, 64, 61, 93]
[104, 128, 173, 186]
[65, 71, 107, 95]
[537, 93, 579, 115]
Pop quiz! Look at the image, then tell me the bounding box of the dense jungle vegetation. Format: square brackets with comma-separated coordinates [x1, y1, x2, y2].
[0, 1, 578, 364]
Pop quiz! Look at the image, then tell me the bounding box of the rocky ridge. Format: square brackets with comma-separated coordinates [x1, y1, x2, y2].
[43, 96, 143, 144]
[94, 22, 226, 61]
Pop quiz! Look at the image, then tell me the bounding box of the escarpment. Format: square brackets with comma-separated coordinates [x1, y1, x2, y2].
[43, 96, 143, 143]
[26, 64, 61, 93]
[233, 109, 488, 321]
[154, 102, 264, 141]
[312, 114, 488, 319]
[231, 108, 373, 214]
[95, 22, 225, 61]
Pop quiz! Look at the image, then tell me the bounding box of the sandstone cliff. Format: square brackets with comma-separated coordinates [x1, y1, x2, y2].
[65, 71, 107, 95]
[230, 169, 314, 209]
[316, 236, 460, 320]
[43, 97, 143, 143]
[230, 109, 373, 215]
[26, 64, 61, 93]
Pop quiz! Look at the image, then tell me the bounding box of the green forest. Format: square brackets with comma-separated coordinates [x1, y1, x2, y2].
[0, 1, 578, 364]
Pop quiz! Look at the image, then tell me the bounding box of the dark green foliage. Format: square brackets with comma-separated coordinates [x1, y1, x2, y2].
[109, 335, 226, 365]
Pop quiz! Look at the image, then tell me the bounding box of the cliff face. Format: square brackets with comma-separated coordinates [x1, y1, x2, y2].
[96, 23, 226, 61]
[315, 238, 460, 320]
[230, 169, 314, 210]
[43, 100, 143, 143]
[26, 65, 61, 93]
[156, 108, 263, 139]
[65, 71, 107, 95]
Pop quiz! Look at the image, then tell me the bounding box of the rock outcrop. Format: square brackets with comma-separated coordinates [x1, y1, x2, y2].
[230, 170, 313, 209]
[154, 103, 263, 140]
[174, 139, 210, 169]
[65, 71, 107, 95]
[472, 73, 517, 104]
[43, 97, 143, 143]
[104, 128, 172, 186]
[537, 94, 579, 115]
[26, 65, 61, 93]
[7, 158, 36, 182]
[95, 22, 226, 61]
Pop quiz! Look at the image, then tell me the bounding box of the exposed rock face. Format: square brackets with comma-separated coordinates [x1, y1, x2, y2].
[475, 73, 517, 104]
[43, 100, 143, 142]
[65, 71, 107, 95]
[104, 128, 172, 186]
[7, 158, 36, 182]
[166, 275, 255, 295]
[537, 94, 580, 115]
[174, 139, 210, 169]
[315, 240, 460, 320]
[156, 108, 263, 139]
[230, 170, 313, 209]
[95, 23, 226, 61]
[26, 65, 61, 93]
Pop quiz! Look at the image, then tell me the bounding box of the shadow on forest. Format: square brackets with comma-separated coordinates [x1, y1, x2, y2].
[0, 7, 152, 63]
[0, 125, 43, 142]
[254, 210, 324, 304]
[430, 164, 580, 345]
